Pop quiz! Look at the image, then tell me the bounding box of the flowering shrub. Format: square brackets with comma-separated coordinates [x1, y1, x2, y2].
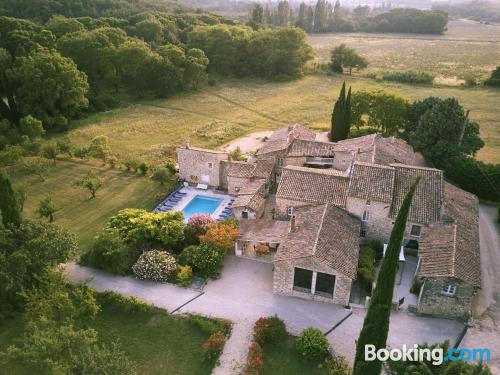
[108, 209, 184, 248]
[188, 214, 214, 229]
[178, 245, 197, 266]
[190, 243, 225, 278]
[199, 222, 239, 253]
[296, 327, 330, 359]
[243, 342, 263, 375]
[132, 250, 177, 282]
[176, 265, 193, 287]
[253, 315, 287, 344]
[202, 332, 225, 360]
[184, 214, 214, 245]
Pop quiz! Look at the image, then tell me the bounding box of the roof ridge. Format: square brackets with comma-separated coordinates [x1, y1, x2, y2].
[390, 163, 442, 172]
[451, 223, 458, 277]
[311, 204, 329, 257]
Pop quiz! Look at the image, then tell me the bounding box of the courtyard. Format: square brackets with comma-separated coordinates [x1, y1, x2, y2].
[64, 255, 464, 365]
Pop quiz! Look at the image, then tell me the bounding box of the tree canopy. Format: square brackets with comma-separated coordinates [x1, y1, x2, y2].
[330, 44, 368, 74]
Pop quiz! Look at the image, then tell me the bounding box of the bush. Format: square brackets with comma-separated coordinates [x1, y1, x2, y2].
[202, 332, 225, 360]
[357, 246, 375, 292]
[178, 245, 198, 266]
[132, 250, 177, 283]
[124, 159, 139, 172]
[186, 315, 232, 336]
[379, 70, 435, 85]
[199, 222, 239, 253]
[253, 316, 287, 344]
[366, 239, 384, 260]
[184, 214, 215, 245]
[138, 162, 149, 175]
[296, 328, 330, 360]
[176, 265, 193, 287]
[244, 342, 264, 375]
[80, 229, 135, 275]
[327, 355, 352, 375]
[96, 291, 155, 314]
[190, 242, 225, 278]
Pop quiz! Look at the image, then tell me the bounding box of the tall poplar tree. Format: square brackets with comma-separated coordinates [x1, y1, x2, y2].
[353, 177, 421, 375]
[0, 172, 22, 227]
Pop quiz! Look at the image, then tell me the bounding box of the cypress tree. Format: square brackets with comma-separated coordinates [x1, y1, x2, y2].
[331, 81, 346, 141]
[0, 172, 22, 227]
[343, 86, 352, 140]
[353, 176, 421, 375]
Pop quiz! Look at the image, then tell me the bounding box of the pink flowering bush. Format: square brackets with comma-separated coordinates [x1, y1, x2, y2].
[188, 214, 214, 229]
[132, 250, 176, 282]
[184, 214, 215, 245]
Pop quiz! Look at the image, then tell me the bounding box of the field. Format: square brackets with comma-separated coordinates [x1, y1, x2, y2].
[8, 158, 171, 254]
[0, 296, 219, 375]
[308, 19, 500, 82]
[63, 75, 500, 164]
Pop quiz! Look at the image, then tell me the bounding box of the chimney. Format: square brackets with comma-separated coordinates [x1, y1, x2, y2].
[290, 215, 297, 233]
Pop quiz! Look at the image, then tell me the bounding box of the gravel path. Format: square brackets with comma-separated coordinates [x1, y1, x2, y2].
[211, 319, 254, 375]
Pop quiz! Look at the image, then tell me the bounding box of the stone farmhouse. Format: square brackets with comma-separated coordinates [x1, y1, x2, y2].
[176, 125, 481, 319]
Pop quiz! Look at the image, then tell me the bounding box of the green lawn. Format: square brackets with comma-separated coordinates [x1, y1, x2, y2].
[261, 335, 330, 375]
[8, 158, 173, 254]
[0, 297, 220, 375]
[62, 75, 500, 164]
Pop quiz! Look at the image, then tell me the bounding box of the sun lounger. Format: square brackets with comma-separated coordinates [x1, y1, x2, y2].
[196, 183, 208, 190]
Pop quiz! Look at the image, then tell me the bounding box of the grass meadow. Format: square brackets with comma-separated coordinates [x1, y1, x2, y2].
[63, 75, 500, 164]
[307, 19, 500, 82]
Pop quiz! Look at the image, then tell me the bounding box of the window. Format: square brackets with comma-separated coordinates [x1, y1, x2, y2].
[208, 162, 213, 169]
[277, 158, 284, 167]
[287, 206, 294, 217]
[242, 211, 248, 219]
[442, 284, 457, 297]
[360, 227, 367, 238]
[366, 199, 371, 206]
[362, 211, 369, 222]
[315, 272, 336, 298]
[410, 225, 421, 237]
[293, 268, 313, 293]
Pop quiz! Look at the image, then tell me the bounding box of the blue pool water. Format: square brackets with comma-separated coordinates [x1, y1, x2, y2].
[182, 195, 223, 220]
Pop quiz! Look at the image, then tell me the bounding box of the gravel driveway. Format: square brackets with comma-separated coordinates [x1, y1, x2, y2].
[462, 204, 500, 373]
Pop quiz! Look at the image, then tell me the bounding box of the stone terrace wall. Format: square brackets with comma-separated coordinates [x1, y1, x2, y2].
[177, 148, 228, 188]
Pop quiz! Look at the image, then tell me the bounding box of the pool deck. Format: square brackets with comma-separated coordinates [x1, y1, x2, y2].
[160, 186, 234, 222]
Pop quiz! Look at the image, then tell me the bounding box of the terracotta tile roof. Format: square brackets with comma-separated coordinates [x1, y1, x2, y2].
[232, 192, 265, 212]
[238, 219, 290, 243]
[226, 160, 274, 179]
[333, 135, 416, 166]
[257, 124, 315, 155]
[274, 204, 361, 279]
[277, 166, 349, 207]
[389, 164, 443, 224]
[418, 183, 480, 287]
[237, 180, 266, 195]
[347, 162, 395, 203]
[287, 139, 337, 157]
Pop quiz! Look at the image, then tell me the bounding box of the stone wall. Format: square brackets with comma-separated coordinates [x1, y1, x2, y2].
[417, 277, 475, 319]
[274, 197, 313, 219]
[346, 197, 392, 241]
[273, 256, 353, 305]
[233, 206, 261, 220]
[177, 147, 228, 188]
[227, 176, 252, 195]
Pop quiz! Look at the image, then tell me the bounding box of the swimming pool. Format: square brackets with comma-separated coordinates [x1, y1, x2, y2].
[182, 195, 223, 220]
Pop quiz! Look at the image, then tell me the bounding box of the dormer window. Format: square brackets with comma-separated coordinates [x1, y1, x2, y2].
[442, 284, 456, 297]
[277, 158, 284, 167]
[287, 206, 294, 217]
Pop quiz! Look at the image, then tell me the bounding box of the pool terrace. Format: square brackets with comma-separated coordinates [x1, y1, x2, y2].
[153, 186, 235, 222]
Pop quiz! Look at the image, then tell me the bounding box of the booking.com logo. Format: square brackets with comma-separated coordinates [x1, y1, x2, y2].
[365, 344, 491, 365]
